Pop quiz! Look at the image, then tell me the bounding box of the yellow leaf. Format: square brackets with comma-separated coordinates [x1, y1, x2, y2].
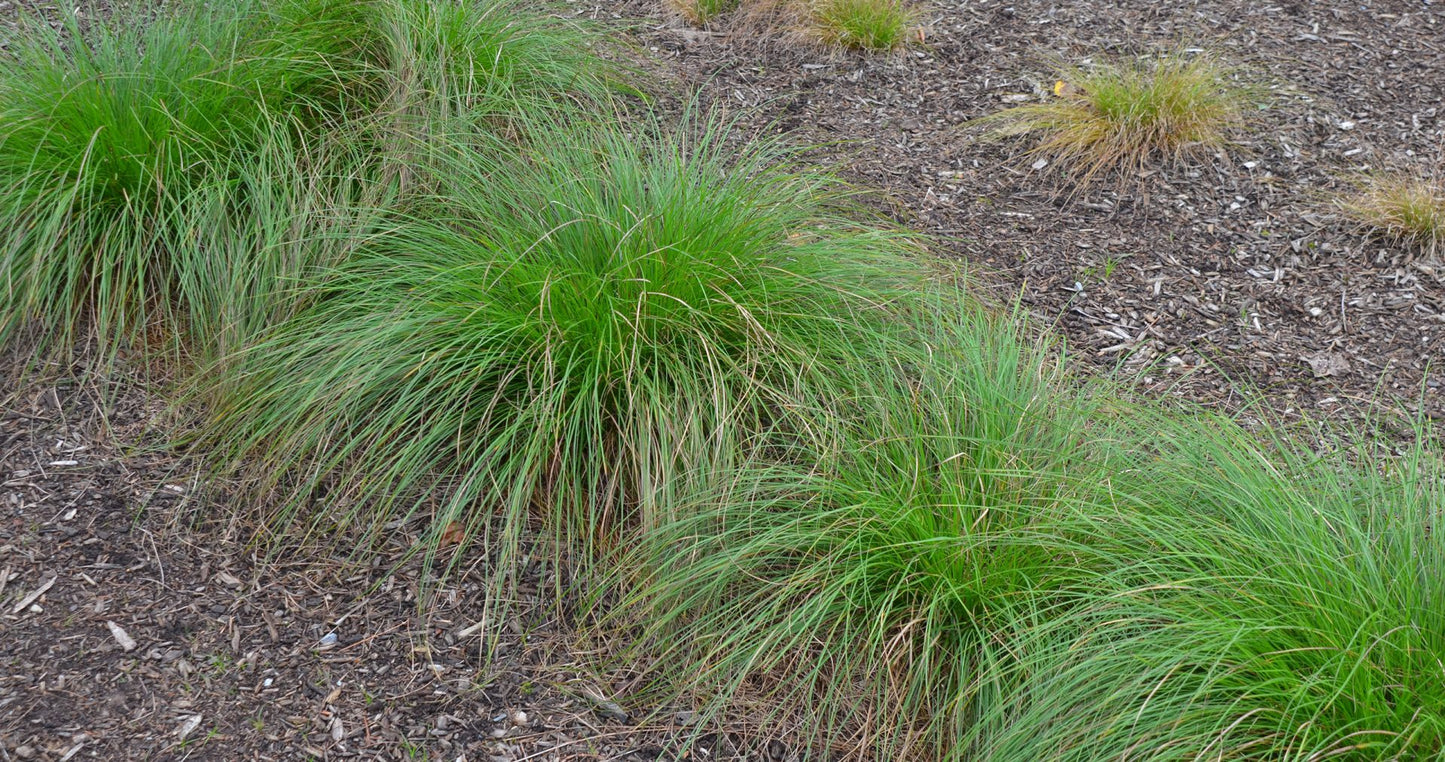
[1054, 80, 1086, 98]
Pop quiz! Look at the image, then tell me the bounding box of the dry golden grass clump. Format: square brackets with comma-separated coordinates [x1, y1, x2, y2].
[983, 53, 1255, 185]
[669, 0, 915, 51]
[1339, 173, 1445, 257]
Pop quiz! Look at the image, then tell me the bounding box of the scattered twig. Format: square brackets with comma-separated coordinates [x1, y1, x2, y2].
[10, 574, 56, 614]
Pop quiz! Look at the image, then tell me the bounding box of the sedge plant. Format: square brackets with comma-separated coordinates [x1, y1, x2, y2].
[162, 121, 388, 370]
[810, 0, 915, 52]
[670, 0, 912, 52]
[670, 0, 742, 27]
[197, 116, 932, 621]
[966, 406, 1445, 760]
[359, 0, 615, 145]
[981, 52, 1256, 186]
[0, 0, 370, 357]
[599, 296, 1445, 760]
[0, 0, 613, 362]
[1114, 415, 1445, 759]
[600, 295, 1134, 759]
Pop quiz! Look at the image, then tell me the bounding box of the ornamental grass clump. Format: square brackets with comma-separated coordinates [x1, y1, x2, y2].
[600, 297, 1445, 759]
[968, 412, 1445, 760]
[811, 0, 915, 52]
[0, 0, 348, 355]
[666, 0, 912, 52]
[602, 299, 1127, 759]
[669, 0, 741, 26]
[161, 125, 385, 369]
[983, 53, 1254, 186]
[0, 0, 612, 361]
[200, 119, 931, 608]
[1339, 172, 1445, 257]
[360, 0, 613, 142]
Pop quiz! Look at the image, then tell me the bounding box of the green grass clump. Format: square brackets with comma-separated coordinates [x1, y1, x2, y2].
[360, 0, 613, 140]
[200, 118, 929, 605]
[1138, 419, 1445, 758]
[1340, 173, 1445, 257]
[0, 0, 613, 360]
[667, 0, 912, 51]
[977, 413, 1445, 759]
[982, 53, 1253, 185]
[601, 302, 1445, 759]
[811, 0, 915, 51]
[0, 0, 346, 353]
[162, 125, 385, 368]
[603, 300, 1126, 758]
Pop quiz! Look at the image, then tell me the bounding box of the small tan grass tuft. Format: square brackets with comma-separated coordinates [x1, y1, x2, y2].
[982, 53, 1256, 186]
[666, 0, 915, 51]
[1339, 173, 1445, 257]
[669, 0, 741, 26]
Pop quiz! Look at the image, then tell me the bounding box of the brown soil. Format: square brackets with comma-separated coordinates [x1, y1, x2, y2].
[4, 0, 1445, 760]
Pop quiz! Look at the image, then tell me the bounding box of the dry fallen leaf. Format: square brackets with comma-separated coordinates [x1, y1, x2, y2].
[440, 521, 466, 546]
[175, 714, 203, 741]
[1302, 352, 1351, 378]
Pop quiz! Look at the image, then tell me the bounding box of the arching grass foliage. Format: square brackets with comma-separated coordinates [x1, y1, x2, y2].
[0, 0, 611, 360]
[198, 118, 931, 611]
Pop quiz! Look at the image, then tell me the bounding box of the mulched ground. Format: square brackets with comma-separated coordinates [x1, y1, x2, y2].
[610, 0, 1445, 427]
[0, 362, 791, 761]
[4, 0, 1445, 760]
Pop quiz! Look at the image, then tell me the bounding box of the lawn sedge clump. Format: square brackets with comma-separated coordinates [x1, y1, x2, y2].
[363, 0, 613, 138]
[810, 0, 915, 51]
[666, 0, 913, 52]
[1339, 172, 1445, 257]
[162, 122, 386, 370]
[980, 410, 1445, 760]
[0, 0, 340, 355]
[0, 0, 613, 362]
[599, 298, 1130, 760]
[198, 117, 931, 627]
[605, 348, 1445, 760]
[981, 52, 1255, 186]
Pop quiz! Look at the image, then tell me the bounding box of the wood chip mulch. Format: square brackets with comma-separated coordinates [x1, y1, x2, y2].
[605, 0, 1445, 429]
[1, 366, 787, 760]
